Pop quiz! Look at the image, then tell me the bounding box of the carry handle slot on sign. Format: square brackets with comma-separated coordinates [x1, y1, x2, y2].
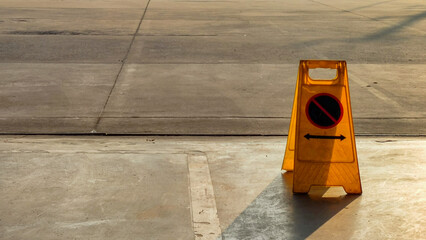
[302, 60, 346, 86]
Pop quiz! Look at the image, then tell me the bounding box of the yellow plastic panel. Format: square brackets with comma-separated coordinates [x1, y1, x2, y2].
[284, 60, 362, 194]
[282, 77, 298, 171]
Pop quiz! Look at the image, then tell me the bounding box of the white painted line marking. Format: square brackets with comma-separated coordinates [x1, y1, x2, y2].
[188, 152, 222, 240]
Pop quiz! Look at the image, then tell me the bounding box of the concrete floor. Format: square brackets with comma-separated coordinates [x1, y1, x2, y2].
[0, 0, 425, 239]
[0, 136, 425, 239]
[0, 0, 425, 135]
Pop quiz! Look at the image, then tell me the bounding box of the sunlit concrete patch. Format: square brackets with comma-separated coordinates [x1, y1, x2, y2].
[100, 64, 296, 118]
[0, 35, 131, 63]
[0, 136, 424, 239]
[311, 0, 426, 34]
[97, 63, 296, 134]
[0, 8, 143, 36]
[0, 0, 425, 135]
[306, 138, 426, 239]
[0, 63, 121, 133]
[349, 64, 426, 119]
[0, 152, 193, 240]
[0, 117, 98, 134]
[0, 63, 121, 117]
[207, 143, 284, 232]
[95, 62, 425, 135]
[220, 137, 426, 240]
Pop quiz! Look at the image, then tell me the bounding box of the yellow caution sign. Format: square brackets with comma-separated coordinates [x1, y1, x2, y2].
[282, 60, 362, 194]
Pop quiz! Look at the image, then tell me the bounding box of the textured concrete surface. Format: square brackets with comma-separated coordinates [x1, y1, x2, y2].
[0, 136, 425, 239]
[0, 0, 425, 134]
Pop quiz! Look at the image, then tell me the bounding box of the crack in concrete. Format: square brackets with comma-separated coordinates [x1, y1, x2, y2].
[93, 0, 152, 132]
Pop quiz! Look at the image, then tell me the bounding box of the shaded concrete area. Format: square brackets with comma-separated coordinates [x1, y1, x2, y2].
[0, 136, 425, 239]
[220, 175, 359, 239]
[0, 0, 425, 134]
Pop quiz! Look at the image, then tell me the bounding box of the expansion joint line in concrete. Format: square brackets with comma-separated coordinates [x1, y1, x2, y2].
[308, 0, 425, 34]
[93, 0, 152, 132]
[308, 0, 380, 22]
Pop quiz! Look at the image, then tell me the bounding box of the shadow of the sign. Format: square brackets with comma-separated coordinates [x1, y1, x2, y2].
[220, 173, 359, 239]
[283, 172, 359, 239]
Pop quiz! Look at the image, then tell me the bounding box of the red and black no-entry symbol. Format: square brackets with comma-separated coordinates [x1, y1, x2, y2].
[306, 93, 343, 129]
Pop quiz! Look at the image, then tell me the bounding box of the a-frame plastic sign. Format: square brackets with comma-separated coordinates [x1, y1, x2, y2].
[282, 60, 362, 194]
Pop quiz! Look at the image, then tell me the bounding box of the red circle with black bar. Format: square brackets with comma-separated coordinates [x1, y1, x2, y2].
[306, 93, 343, 129]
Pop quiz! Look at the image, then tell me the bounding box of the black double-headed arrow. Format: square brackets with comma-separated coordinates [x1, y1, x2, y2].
[304, 133, 346, 141]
